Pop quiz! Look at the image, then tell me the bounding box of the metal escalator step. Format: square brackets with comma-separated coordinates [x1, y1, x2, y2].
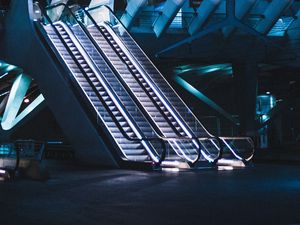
[105, 100, 113, 106]
[123, 149, 146, 156]
[125, 155, 150, 161]
[108, 106, 118, 111]
[105, 121, 128, 127]
[94, 103, 103, 108]
[102, 96, 110, 101]
[112, 110, 121, 116]
[120, 143, 143, 149]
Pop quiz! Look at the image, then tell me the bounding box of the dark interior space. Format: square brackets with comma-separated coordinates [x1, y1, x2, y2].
[0, 0, 300, 224]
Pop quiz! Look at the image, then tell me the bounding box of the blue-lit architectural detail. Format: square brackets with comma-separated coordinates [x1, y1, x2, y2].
[257, 94, 277, 123]
[256, 94, 277, 148]
[268, 17, 294, 37]
[1, 75, 45, 131]
[0, 64, 45, 131]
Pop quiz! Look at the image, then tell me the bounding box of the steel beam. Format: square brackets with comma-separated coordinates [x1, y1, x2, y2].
[156, 0, 282, 57]
[175, 76, 240, 126]
[188, 0, 221, 35]
[223, 0, 257, 37]
[1, 74, 45, 131]
[286, 9, 300, 40]
[255, 0, 292, 35]
[153, 0, 185, 38]
[120, 0, 147, 29]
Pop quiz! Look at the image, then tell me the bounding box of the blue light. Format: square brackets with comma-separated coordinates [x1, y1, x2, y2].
[268, 17, 294, 37]
[175, 64, 232, 76]
[170, 9, 182, 29]
[1, 74, 45, 130]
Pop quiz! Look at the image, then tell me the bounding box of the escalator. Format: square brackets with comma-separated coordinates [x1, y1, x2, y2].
[1, 0, 254, 168]
[68, 23, 204, 163]
[42, 21, 162, 164]
[81, 5, 254, 162]
[39, 3, 254, 165]
[85, 24, 204, 163]
[41, 4, 221, 166]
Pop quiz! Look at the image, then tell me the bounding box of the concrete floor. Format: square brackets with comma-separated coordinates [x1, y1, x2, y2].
[0, 162, 300, 225]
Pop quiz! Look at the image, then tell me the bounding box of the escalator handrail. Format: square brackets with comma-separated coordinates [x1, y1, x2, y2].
[95, 6, 255, 162]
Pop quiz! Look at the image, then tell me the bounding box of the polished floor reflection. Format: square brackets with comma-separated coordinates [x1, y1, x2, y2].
[0, 162, 299, 225]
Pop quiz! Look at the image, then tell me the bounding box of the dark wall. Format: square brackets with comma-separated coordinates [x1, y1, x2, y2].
[11, 107, 67, 141]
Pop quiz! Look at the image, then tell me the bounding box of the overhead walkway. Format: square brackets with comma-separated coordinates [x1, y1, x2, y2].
[0, 0, 254, 169]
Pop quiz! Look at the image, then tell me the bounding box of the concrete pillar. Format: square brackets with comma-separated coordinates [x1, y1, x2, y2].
[222, 0, 257, 37]
[233, 61, 258, 136]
